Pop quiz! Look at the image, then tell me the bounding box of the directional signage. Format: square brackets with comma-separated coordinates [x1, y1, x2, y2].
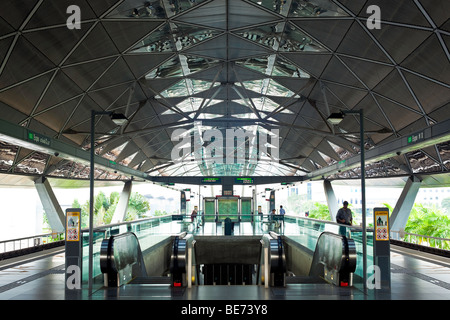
[27, 130, 51, 147]
[407, 131, 425, 144]
[201, 177, 221, 184]
[234, 177, 254, 184]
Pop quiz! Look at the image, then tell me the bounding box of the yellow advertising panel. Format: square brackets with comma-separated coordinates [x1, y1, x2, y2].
[375, 209, 389, 241]
[66, 210, 80, 242]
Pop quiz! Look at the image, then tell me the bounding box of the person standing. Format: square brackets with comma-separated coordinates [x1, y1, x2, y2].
[191, 207, 197, 222]
[279, 205, 286, 230]
[336, 201, 352, 226]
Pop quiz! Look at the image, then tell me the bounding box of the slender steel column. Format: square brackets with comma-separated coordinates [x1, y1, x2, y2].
[89, 110, 95, 295]
[89, 110, 115, 295]
[340, 109, 366, 290]
[359, 109, 367, 291]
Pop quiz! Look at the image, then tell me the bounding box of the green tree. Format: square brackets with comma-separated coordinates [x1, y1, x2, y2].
[405, 204, 450, 248]
[103, 191, 120, 224]
[70, 191, 150, 227]
[154, 210, 169, 216]
[384, 202, 450, 249]
[308, 202, 331, 221]
[442, 197, 450, 215]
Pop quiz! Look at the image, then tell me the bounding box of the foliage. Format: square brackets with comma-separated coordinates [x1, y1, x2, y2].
[308, 202, 331, 221]
[72, 191, 150, 228]
[442, 197, 450, 215]
[404, 203, 450, 249]
[383, 202, 450, 250]
[154, 210, 169, 216]
[125, 192, 151, 221]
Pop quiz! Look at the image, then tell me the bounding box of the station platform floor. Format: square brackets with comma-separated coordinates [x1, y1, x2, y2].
[0, 244, 450, 301]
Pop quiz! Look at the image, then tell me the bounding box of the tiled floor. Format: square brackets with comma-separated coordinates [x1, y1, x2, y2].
[0, 245, 450, 300]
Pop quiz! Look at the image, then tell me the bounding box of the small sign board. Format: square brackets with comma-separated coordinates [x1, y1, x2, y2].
[374, 208, 389, 241]
[66, 209, 80, 242]
[27, 130, 51, 147]
[172, 215, 184, 221]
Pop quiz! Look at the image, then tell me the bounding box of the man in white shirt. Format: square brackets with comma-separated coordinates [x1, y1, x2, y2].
[336, 201, 352, 225]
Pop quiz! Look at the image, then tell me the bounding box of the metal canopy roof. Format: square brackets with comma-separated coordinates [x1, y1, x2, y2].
[0, 0, 449, 181]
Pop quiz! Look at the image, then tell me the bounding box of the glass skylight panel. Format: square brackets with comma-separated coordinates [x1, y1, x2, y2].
[234, 23, 282, 50]
[177, 98, 196, 112]
[165, 0, 209, 17]
[271, 56, 311, 78]
[241, 79, 268, 95]
[234, 113, 259, 119]
[288, 0, 348, 17]
[190, 79, 217, 94]
[197, 113, 222, 119]
[279, 23, 326, 52]
[160, 109, 177, 115]
[107, 0, 168, 18]
[248, 0, 347, 17]
[145, 56, 183, 79]
[107, 0, 209, 19]
[131, 23, 175, 53]
[266, 79, 295, 97]
[235, 57, 269, 74]
[159, 79, 190, 97]
[171, 23, 222, 51]
[183, 55, 222, 75]
[251, 97, 279, 112]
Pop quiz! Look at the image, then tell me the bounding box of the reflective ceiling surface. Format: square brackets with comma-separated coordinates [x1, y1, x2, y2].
[0, 0, 449, 180]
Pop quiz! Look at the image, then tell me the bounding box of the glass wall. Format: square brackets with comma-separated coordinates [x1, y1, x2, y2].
[80, 213, 373, 292]
[80, 215, 178, 290]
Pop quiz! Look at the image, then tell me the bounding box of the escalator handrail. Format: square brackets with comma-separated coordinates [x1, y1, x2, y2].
[309, 231, 356, 277]
[100, 232, 147, 278]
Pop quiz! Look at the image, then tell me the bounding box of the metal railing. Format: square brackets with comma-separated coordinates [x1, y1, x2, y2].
[391, 230, 450, 250]
[0, 232, 65, 254]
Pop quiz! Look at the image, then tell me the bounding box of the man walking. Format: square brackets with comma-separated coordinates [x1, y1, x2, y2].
[336, 201, 352, 226]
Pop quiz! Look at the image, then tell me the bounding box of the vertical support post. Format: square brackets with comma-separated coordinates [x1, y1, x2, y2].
[252, 186, 257, 223]
[65, 208, 82, 299]
[390, 176, 421, 238]
[323, 180, 339, 222]
[34, 176, 65, 232]
[181, 191, 186, 215]
[359, 109, 367, 292]
[111, 180, 133, 223]
[264, 246, 269, 289]
[89, 110, 95, 295]
[187, 245, 192, 289]
[342, 109, 367, 289]
[269, 190, 275, 212]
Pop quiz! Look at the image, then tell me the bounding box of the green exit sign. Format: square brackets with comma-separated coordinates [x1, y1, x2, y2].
[27, 130, 51, 147]
[235, 177, 254, 184]
[407, 131, 424, 144]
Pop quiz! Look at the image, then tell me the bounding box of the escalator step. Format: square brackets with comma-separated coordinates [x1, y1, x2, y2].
[130, 277, 172, 285]
[286, 276, 324, 284]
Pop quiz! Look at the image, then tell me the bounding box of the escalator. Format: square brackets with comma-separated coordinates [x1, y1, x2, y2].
[99, 230, 356, 289]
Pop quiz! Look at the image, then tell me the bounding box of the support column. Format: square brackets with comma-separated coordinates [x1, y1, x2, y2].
[390, 176, 421, 239]
[111, 180, 132, 223]
[181, 191, 186, 215]
[269, 190, 275, 212]
[34, 176, 65, 232]
[323, 180, 339, 222]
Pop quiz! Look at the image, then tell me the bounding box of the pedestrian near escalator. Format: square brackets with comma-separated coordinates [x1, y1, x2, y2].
[336, 201, 352, 226]
[270, 208, 276, 222]
[191, 207, 197, 222]
[279, 205, 285, 229]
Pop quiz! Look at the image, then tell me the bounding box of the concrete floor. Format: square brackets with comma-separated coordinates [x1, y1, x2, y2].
[1, 244, 450, 301]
